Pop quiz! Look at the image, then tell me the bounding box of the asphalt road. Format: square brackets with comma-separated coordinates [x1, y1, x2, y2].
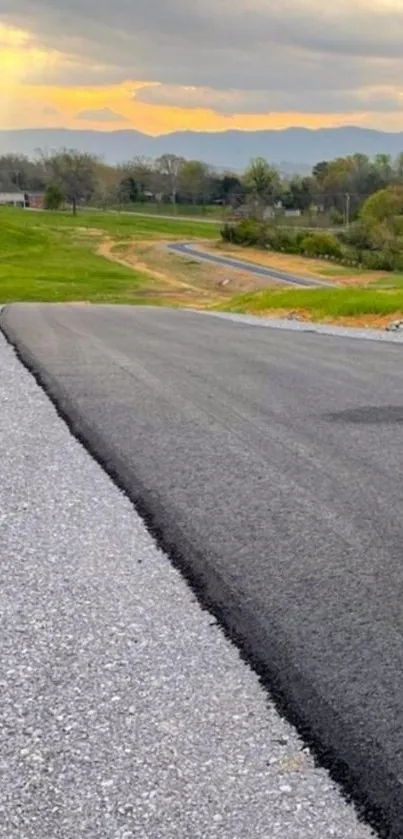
[2, 330, 373, 839]
[168, 242, 333, 286]
[3, 304, 403, 835]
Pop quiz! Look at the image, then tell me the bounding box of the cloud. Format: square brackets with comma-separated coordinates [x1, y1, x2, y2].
[42, 105, 59, 115]
[76, 106, 128, 122]
[136, 82, 403, 116]
[2, 0, 403, 120]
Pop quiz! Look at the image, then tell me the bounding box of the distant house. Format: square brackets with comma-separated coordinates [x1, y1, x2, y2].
[0, 183, 25, 207]
[25, 191, 45, 210]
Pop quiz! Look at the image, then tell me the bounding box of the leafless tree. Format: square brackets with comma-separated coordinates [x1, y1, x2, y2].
[155, 154, 185, 206]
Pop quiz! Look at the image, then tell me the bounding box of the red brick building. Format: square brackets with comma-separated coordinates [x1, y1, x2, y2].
[25, 192, 45, 209]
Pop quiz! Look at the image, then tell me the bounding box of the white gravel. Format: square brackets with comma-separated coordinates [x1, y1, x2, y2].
[0, 333, 375, 838]
[209, 311, 403, 343]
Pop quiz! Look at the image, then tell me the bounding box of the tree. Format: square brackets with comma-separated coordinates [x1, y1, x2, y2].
[44, 183, 64, 210]
[217, 174, 244, 206]
[118, 176, 138, 204]
[312, 161, 330, 183]
[374, 153, 393, 185]
[155, 154, 185, 206]
[310, 154, 385, 220]
[118, 157, 154, 201]
[0, 153, 47, 191]
[45, 149, 98, 214]
[90, 161, 121, 209]
[179, 160, 211, 205]
[361, 186, 403, 229]
[281, 175, 315, 211]
[394, 152, 403, 181]
[243, 157, 280, 218]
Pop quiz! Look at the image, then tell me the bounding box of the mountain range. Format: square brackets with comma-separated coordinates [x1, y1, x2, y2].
[1, 126, 403, 171]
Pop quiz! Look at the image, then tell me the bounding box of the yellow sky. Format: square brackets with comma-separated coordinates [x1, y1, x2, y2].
[0, 20, 397, 135]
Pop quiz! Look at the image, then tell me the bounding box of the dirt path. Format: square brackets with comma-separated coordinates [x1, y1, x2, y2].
[96, 237, 279, 306]
[97, 238, 200, 293]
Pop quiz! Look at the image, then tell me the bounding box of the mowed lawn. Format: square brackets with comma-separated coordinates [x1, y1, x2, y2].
[0, 208, 220, 304]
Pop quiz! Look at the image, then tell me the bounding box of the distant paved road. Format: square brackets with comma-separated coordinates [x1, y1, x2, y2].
[4, 304, 403, 834]
[168, 242, 333, 286]
[106, 209, 221, 224]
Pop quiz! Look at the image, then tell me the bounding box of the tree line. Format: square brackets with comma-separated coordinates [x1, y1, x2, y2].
[222, 182, 403, 272]
[2, 148, 403, 220]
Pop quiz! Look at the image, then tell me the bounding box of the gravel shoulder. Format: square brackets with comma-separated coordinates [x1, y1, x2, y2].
[0, 330, 374, 838]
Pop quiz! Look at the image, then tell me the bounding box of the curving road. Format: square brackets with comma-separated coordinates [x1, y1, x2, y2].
[167, 241, 334, 287]
[4, 303, 403, 835]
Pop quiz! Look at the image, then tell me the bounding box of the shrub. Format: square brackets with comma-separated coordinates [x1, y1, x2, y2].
[301, 231, 342, 259]
[221, 222, 235, 242]
[339, 221, 371, 249]
[361, 250, 395, 271]
[265, 227, 305, 253]
[220, 219, 268, 246]
[329, 207, 344, 226]
[392, 254, 403, 272]
[44, 183, 65, 211]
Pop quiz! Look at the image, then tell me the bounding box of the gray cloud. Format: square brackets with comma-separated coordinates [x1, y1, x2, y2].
[76, 107, 128, 122]
[136, 83, 403, 116]
[2, 0, 403, 114]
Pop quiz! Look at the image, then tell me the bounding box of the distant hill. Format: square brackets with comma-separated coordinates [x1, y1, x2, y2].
[1, 126, 403, 171]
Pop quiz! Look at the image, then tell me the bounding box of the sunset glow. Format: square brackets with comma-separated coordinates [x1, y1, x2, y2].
[1, 4, 403, 136]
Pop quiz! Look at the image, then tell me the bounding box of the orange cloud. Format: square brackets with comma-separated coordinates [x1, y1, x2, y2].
[0, 77, 367, 134]
[0, 19, 403, 136]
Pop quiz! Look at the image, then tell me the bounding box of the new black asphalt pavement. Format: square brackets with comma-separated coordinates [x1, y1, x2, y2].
[167, 241, 333, 286]
[3, 303, 403, 835]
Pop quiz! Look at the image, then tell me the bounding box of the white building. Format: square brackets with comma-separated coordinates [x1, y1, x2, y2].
[0, 187, 25, 207]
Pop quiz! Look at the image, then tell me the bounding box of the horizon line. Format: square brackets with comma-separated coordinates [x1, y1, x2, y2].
[1, 124, 402, 137]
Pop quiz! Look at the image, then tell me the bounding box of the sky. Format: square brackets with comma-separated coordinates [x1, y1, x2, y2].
[1, 0, 403, 135]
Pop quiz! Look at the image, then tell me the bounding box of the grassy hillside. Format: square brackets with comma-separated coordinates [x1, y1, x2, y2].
[0, 208, 219, 304]
[1, 207, 403, 326]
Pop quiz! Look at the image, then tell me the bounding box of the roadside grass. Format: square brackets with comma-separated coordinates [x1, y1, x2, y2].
[372, 275, 403, 289]
[0, 215, 155, 303]
[0, 207, 220, 304]
[216, 287, 403, 321]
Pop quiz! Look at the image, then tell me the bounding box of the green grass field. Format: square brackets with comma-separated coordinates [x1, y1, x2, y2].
[111, 202, 224, 219]
[2, 207, 403, 324]
[12, 207, 220, 239]
[217, 287, 403, 320]
[0, 208, 219, 304]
